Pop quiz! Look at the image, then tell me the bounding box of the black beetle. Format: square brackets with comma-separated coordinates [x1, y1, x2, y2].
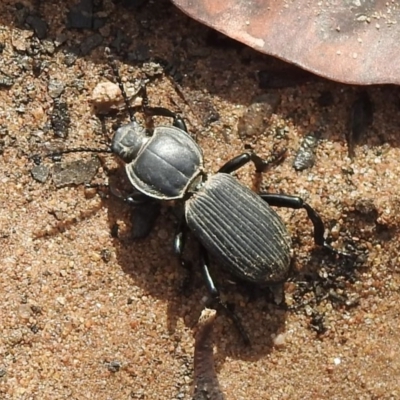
[40, 50, 350, 344]
[105, 52, 351, 342]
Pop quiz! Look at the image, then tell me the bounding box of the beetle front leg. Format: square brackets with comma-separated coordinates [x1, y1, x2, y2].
[145, 106, 188, 132]
[137, 84, 188, 132]
[130, 202, 161, 239]
[259, 193, 351, 257]
[200, 246, 251, 345]
[82, 182, 150, 206]
[108, 184, 151, 206]
[174, 220, 195, 295]
[109, 184, 161, 239]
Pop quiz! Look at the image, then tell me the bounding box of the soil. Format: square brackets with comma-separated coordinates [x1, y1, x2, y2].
[1, 1, 400, 399]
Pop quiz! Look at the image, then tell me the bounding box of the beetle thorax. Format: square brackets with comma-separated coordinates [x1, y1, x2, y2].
[125, 126, 204, 200]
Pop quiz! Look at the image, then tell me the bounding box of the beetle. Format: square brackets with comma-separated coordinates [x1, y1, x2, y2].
[40, 50, 350, 344]
[102, 51, 350, 343]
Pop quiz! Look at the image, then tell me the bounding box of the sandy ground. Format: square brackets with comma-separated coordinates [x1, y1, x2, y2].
[1, 1, 400, 399]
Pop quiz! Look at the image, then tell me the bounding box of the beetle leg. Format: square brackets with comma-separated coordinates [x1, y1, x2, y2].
[136, 83, 189, 131]
[259, 193, 352, 257]
[174, 219, 195, 295]
[144, 105, 188, 132]
[109, 184, 160, 239]
[108, 184, 151, 206]
[200, 246, 251, 345]
[174, 220, 190, 269]
[218, 152, 276, 174]
[130, 202, 161, 239]
[171, 114, 188, 132]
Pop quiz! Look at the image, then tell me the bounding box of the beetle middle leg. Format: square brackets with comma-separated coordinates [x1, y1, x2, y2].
[200, 245, 251, 345]
[259, 193, 351, 257]
[218, 151, 285, 174]
[175, 223, 251, 344]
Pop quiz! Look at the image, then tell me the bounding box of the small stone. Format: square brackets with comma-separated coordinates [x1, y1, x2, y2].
[142, 61, 164, 77]
[106, 361, 121, 373]
[48, 79, 65, 99]
[56, 296, 66, 305]
[100, 249, 112, 263]
[31, 164, 49, 183]
[41, 39, 55, 54]
[52, 158, 100, 188]
[0, 74, 15, 88]
[51, 99, 71, 138]
[91, 81, 123, 113]
[11, 30, 33, 52]
[7, 329, 24, 345]
[272, 332, 287, 347]
[293, 134, 319, 171]
[333, 357, 341, 365]
[238, 94, 280, 139]
[84, 186, 98, 199]
[64, 50, 79, 67]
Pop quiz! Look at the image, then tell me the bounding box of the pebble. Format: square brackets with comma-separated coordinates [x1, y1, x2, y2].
[48, 79, 65, 99]
[293, 133, 319, 171]
[91, 81, 123, 113]
[52, 158, 100, 188]
[237, 93, 280, 140]
[31, 164, 49, 183]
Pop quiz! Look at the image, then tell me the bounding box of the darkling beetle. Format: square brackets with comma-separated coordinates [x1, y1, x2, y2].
[42, 49, 351, 344]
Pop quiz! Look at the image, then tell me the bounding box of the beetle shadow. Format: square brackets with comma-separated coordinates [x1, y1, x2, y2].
[102, 170, 288, 360]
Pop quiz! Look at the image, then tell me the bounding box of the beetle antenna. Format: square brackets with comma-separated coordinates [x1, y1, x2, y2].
[105, 47, 135, 122]
[30, 147, 112, 165]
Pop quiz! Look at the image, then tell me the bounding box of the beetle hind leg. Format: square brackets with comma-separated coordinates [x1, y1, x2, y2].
[260, 193, 352, 258]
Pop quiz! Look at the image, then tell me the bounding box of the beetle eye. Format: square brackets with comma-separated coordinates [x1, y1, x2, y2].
[111, 121, 148, 162]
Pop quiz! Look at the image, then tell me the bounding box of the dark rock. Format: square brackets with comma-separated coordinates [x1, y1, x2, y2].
[26, 15, 48, 39]
[52, 158, 100, 188]
[80, 34, 103, 55]
[51, 99, 70, 139]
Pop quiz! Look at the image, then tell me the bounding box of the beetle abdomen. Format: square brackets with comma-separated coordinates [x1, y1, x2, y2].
[185, 174, 291, 284]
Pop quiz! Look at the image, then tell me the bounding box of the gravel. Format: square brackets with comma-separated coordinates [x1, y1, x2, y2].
[1, 0, 400, 399]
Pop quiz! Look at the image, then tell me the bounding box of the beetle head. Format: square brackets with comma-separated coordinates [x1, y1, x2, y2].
[111, 121, 149, 162]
